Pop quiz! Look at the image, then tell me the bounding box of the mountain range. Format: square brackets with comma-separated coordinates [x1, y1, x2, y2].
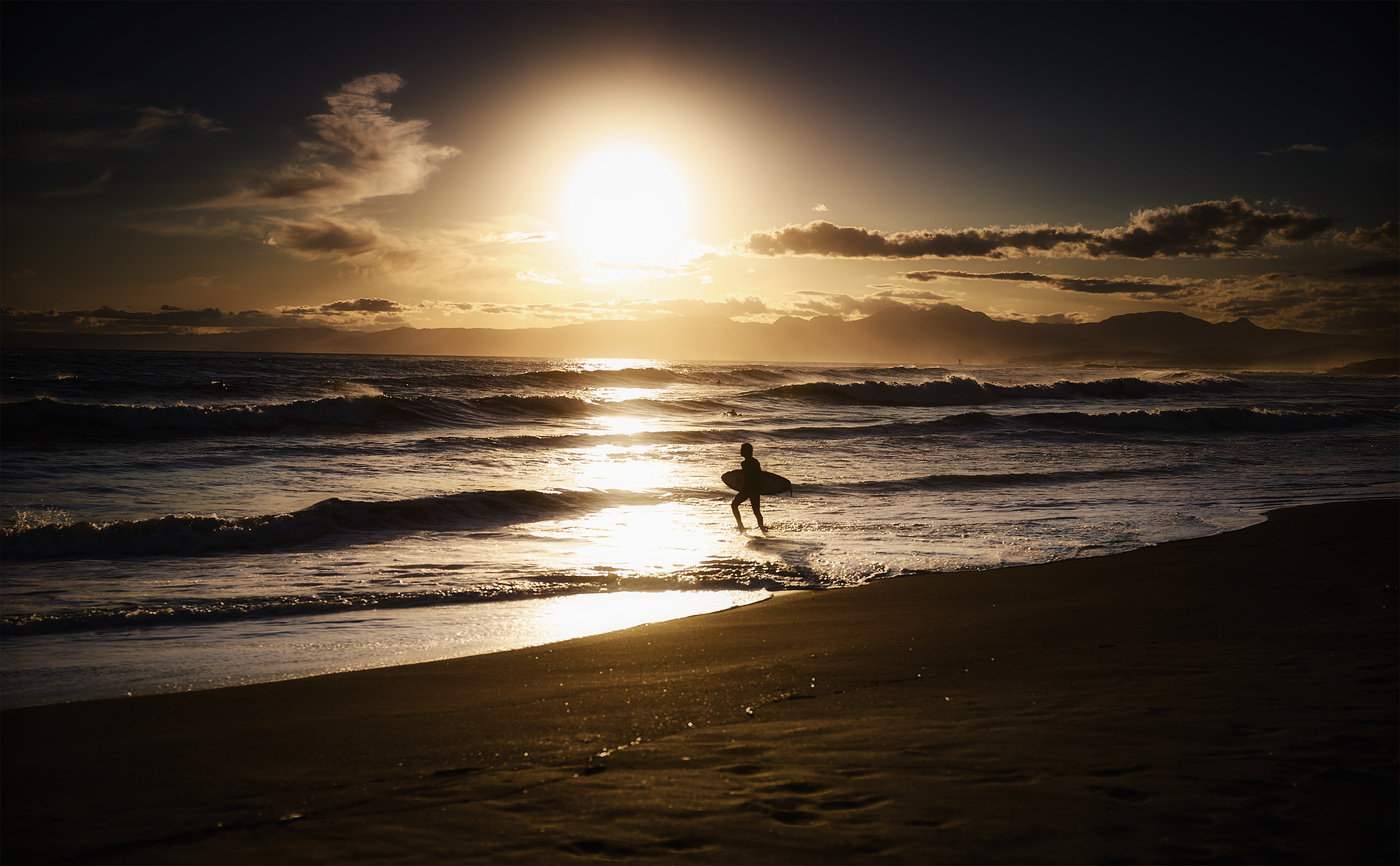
[4, 304, 1396, 371]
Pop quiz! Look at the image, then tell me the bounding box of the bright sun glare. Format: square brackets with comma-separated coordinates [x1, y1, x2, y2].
[561, 145, 690, 263]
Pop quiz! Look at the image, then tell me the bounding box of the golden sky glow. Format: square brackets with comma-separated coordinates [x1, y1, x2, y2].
[1, 3, 1396, 344]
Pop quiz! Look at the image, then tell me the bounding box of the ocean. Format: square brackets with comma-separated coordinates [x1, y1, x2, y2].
[3, 348, 1395, 707]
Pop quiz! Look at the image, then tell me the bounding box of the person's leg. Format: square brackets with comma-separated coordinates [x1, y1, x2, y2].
[751, 493, 765, 531]
[730, 492, 747, 530]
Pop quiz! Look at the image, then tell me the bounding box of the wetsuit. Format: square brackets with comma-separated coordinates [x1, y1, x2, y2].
[736, 454, 762, 502]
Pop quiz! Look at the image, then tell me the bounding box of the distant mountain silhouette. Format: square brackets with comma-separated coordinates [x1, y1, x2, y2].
[5, 304, 1395, 370]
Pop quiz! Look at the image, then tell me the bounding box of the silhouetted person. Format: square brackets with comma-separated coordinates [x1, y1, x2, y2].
[731, 442, 767, 532]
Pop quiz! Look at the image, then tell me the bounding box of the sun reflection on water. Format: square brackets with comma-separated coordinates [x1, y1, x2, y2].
[591, 386, 661, 403]
[569, 444, 684, 490]
[532, 501, 719, 580]
[526, 589, 765, 645]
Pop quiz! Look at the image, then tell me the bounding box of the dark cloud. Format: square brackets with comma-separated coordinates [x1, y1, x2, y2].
[743, 220, 1086, 259]
[276, 217, 381, 256]
[319, 298, 403, 313]
[742, 200, 1337, 260]
[905, 270, 1189, 297]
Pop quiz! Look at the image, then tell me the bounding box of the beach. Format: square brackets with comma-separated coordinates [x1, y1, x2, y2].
[3, 498, 1395, 864]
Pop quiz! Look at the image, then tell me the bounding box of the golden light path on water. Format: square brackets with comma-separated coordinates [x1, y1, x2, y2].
[3, 363, 785, 707]
[537, 383, 733, 582]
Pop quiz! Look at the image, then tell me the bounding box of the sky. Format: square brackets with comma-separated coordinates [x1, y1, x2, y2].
[3, 1, 1397, 342]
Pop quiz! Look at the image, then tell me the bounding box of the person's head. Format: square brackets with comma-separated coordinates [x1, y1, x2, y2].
[739, 442, 754, 456]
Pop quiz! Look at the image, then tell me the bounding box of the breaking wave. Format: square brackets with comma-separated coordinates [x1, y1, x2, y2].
[0, 392, 720, 440]
[757, 375, 1248, 406]
[1, 488, 652, 562]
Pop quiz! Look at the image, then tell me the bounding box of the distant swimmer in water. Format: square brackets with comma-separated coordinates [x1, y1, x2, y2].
[730, 442, 767, 533]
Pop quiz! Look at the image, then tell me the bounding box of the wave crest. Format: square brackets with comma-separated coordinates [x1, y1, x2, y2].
[760, 375, 1246, 406]
[1, 488, 648, 561]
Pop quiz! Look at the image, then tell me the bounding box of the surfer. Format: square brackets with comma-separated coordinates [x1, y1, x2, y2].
[730, 442, 767, 532]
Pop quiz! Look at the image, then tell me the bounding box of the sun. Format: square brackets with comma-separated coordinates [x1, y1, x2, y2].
[561, 145, 690, 264]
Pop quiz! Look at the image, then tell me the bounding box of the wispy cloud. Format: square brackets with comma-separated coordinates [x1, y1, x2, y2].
[1258, 143, 1329, 156]
[261, 215, 491, 291]
[742, 200, 1337, 260]
[129, 216, 266, 241]
[779, 289, 952, 318]
[18, 106, 226, 161]
[37, 168, 114, 199]
[513, 270, 564, 285]
[207, 73, 459, 211]
[483, 231, 560, 244]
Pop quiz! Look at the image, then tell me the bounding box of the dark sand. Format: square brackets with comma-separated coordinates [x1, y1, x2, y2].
[3, 499, 1396, 864]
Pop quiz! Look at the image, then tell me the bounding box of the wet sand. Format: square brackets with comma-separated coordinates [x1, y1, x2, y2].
[3, 499, 1396, 864]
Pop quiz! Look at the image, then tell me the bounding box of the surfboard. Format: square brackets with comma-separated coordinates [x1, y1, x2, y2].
[722, 469, 792, 496]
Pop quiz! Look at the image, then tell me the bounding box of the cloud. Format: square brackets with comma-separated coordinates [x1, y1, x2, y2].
[482, 231, 560, 244]
[258, 215, 535, 295]
[18, 106, 226, 160]
[1, 305, 281, 333]
[741, 200, 1336, 260]
[1024, 312, 1097, 326]
[905, 269, 1190, 298]
[317, 298, 403, 313]
[1333, 221, 1400, 256]
[431, 286, 957, 326]
[1, 298, 414, 335]
[414, 295, 780, 324]
[211, 73, 459, 211]
[777, 288, 952, 319]
[1, 286, 965, 337]
[904, 262, 1399, 336]
[812, 203, 828, 212]
[129, 216, 267, 241]
[124, 74, 491, 291]
[37, 168, 114, 198]
[513, 270, 565, 284]
[276, 216, 383, 257]
[1259, 143, 1329, 156]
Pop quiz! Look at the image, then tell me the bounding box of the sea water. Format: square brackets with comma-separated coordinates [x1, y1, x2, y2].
[2, 348, 1395, 706]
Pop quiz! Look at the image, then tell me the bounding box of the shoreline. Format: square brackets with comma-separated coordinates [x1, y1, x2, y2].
[4, 498, 1396, 864]
[0, 588, 776, 709]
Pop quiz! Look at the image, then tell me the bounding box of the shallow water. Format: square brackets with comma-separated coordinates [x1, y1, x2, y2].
[3, 349, 1395, 705]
